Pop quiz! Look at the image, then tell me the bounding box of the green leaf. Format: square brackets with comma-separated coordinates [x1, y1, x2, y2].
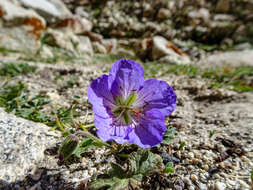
[164, 162, 174, 173]
[0, 63, 36, 77]
[179, 141, 186, 150]
[132, 174, 143, 182]
[129, 150, 163, 176]
[162, 127, 177, 145]
[109, 178, 130, 190]
[58, 135, 79, 161]
[73, 137, 97, 158]
[90, 177, 122, 190]
[109, 163, 126, 179]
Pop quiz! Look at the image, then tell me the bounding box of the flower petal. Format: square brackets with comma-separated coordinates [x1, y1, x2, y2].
[136, 79, 177, 117]
[127, 109, 166, 148]
[94, 115, 131, 144]
[109, 59, 144, 100]
[88, 74, 116, 118]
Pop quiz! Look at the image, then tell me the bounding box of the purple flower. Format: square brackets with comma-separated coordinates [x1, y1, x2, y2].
[88, 59, 177, 148]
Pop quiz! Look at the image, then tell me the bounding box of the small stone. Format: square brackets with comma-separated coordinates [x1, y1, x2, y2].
[161, 153, 180, 164]
[31, 169, 44, 181]
[215, 182, 226, 190]
[238, 180, 250, 189]
[183, 177, 191, 185]
[190, 174, 198, 182]
[227, 179, 236, 186]
[198, 182, 207, 190]
[188, 152, 195, 159]
[202, 164, 209, 171]
[216, 0, 230, 13]
[213, 174, 220, 179]
[157, 8, 171, 20]
[92, 42, 107, 54]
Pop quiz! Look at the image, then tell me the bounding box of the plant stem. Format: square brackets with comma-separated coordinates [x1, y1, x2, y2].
[79, 123, 95, 130]
[76, 130, 112, 149]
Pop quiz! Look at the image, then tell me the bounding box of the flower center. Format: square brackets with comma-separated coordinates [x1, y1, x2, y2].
[112, 93, 143, 125]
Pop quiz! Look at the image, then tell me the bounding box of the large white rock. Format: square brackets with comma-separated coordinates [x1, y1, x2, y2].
[78, 36, 94, 55]
[54, 16, 93, 34]
[44, 29, 93, 55]
[19, 0, 92, 34]
[198, 50, 253, 67]
[0, 0, 46, 53]
[152, 36, 191, 65]
[20, 0, 71, 22]
[0, 109, 60, 183]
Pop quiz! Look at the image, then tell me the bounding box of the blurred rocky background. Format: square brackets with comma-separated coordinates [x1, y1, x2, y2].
[0, 0, 252, 65]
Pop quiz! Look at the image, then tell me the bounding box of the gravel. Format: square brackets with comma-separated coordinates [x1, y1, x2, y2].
[0, 54, 252, 189]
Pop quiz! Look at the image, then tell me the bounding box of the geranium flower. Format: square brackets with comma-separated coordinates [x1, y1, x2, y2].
[88, 59, 176, 148]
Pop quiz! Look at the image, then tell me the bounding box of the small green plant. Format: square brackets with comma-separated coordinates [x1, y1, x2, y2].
[164, 162, 174, 174]
[179, 141, 186, 150]
[167, 65, 199, 78]
[0, 82, 51, 122]
[209, 130, 215, 138]
[161, 127, 177, 145]
[144, 63, 253, 92]
[0, 47, 20, 55]
[0, 63, 37, 77]
[90, 150, 164, 190]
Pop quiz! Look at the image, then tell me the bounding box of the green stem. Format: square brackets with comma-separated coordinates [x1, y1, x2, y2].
[56, 118, 65, 132]
[79, 123, 95, 130]
[76, 130, 112, 149]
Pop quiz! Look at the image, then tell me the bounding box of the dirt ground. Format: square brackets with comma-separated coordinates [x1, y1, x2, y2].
[0, 53, 253, 190]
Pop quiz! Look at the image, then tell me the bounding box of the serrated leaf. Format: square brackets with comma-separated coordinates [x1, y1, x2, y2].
[89, 151, 163, 189]
[139, 151, 163, 175]
[128, 150, 163, 176]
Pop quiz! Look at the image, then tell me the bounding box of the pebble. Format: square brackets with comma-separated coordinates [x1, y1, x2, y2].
[72, 178, 79, 183]
[238, 180, 250, 189]
[198, 182, 207, 190]
[215, 182, 226, 190]
[188, 152, 195, 159]
[30, 169, 44, 181]
[213, 173, 220, 179]
[190, 174, 198, 182]
[227, 179, 236, 186]
[183, 177, 191, 185]
[82, 170, 89, 179]
[202, 164, 209, 171]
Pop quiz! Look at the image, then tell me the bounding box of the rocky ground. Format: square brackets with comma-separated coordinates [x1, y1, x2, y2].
[0, 0, 253, 190]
